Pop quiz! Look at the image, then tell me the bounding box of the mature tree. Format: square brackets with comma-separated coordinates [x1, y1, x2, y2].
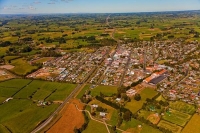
[123, 111, 132, 121]
[134, 93, 141, 101]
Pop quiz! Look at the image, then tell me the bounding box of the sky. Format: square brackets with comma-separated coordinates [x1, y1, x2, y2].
[0, 0, 200, 14]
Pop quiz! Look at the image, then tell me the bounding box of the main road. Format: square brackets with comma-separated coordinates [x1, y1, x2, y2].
[31, 83, 83, 133]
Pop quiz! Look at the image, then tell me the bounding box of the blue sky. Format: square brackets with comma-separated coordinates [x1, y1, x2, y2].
[0, 0, 200, 14]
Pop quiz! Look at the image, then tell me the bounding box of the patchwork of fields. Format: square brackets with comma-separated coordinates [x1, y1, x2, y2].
[0, 79, 76, 133]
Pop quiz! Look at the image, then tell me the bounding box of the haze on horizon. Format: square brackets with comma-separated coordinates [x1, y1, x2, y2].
[0, 0, 200, 14]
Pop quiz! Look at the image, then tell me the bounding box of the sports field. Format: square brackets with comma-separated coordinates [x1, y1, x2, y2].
[169, 101, 196, 115]
[158, 120, 182, 133]
[162, 109, 191, 126]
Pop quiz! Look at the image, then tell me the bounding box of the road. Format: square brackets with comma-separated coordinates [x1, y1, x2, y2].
[31, 84, 82, 133]
[119, 48, 133, 87]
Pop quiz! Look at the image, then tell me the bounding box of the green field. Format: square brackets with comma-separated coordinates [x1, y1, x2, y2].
[169, 101, 196, 115]
[162, 109, 191, 126]
[158, 120, 182, 133]
[10, 58, 38, 76]
[82, 119, 108, 133]
[77, 84, 118, 99]
[125, 88, 158, 113]
[0, 79, 32, 99]
[0, 124, 9, 133]
[3, 56, 21, 62]
[0, 79, 77, 133]
[76, 84, 91, 99]
[12, 80, 77, 101]
[91, 85, 118, 97]
[0, 99, 59, 133]
[0, 47, 8, 57]
[182, 114, 200, 133]
[120, 118, 162, 133]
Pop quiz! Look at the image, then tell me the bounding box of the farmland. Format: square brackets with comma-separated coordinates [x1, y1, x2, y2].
[182, 114, 200, 133]
[46, 99, 85, 133]
[0, 10, 200, 133]
[0, 79, 77, 133]
[10, 58, 39, 76]
[0, 99, 59, 133]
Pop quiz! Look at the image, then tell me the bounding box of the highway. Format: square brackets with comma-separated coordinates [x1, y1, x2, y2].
[31, 83, 82, 133]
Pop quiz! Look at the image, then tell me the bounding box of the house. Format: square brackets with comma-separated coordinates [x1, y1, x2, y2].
[92, 104, 98, 108]
[126, 89, 136, 97]
[100, 112, 107, 117]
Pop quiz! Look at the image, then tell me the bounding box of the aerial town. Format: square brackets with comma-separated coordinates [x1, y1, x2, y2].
[1, 1, 200, 133]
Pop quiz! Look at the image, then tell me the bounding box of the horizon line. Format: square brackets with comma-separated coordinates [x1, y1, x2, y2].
[0, 9, 200, 15]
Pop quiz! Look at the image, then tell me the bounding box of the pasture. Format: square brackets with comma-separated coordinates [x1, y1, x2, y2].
[0, 79, 77, 133]
[120, 118, 162, 133]
[12, 79, 77, 101]
[82, 119, 108, 133]
[182, 114, 200, 133]
[0, 79, 32, 100]
[0, 99, 59, 133]
[90, 85, 118, 97]
[10, 58, 38, 76]
[77, 84, 118, 99]
[125, 88, 158, 113]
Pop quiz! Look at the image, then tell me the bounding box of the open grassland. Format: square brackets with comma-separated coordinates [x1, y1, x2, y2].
[33, 57, 54, 64]
[158, 120, 182, 133]
[0, 124, 9, 133]
[156, 95, 166, 101]
[162, 109, 191, 126]
[169, 101, 196, 115]
[10, 58, 38, 76]
[0, 96, 6, 103]
[0, 79, 32, 88]
[0, 47, 8, 57]
[3, 56, 20, 62]
[0, 79, 32, 99]
[182, 114, 200, 133]
[77, 84, 118, 99]
[0, 99, 59, 133]
[14, 80, 77, 101]
[125, 88, 158, 113]
[76, 84, 90, 99]
[91, 85, 118, 97]
[82, 119, 108, 133]
[120, 118, 161, 133]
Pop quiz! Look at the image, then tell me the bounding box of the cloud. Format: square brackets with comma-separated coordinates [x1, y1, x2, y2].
[29, 6, 36, 10]
[34, 1, 41, 4]
[48, 2, 55, 4]
[3, 6, 11, 10]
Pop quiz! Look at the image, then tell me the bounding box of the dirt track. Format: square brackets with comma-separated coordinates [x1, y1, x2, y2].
[47, 99, 84, 133]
